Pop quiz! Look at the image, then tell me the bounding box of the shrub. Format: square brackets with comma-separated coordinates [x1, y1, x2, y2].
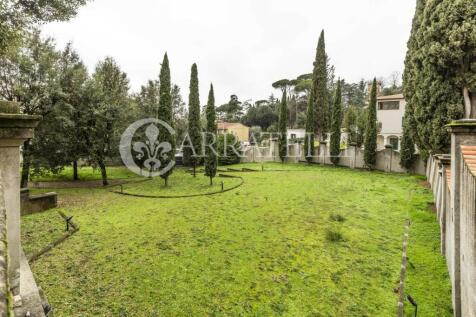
[326, 229, 344, 242]
[217, 133, 241, 165]
[330, 213, 345, 222]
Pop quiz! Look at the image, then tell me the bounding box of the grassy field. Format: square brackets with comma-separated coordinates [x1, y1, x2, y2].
[22, 163, 452, 316]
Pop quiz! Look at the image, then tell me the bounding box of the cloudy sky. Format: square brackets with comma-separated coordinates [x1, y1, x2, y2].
[42, 0, 416, 105]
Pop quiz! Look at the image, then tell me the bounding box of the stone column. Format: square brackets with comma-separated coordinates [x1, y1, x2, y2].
[0, 103, 41, 299]
[447, 119, 476, 317]
[440, 155, 451, 256]
[349, 143, 357, 169]
[384, 145, 393, 172]
[319, 141, 327, 165]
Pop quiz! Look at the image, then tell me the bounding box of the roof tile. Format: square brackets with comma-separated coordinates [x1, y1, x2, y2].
[461, 145, 476, 177]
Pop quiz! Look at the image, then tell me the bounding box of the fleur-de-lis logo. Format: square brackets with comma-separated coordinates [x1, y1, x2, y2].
[120, 119, 175, 177]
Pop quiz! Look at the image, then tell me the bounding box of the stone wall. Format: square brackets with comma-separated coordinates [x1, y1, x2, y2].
[242, 142, 426, 175]
[427, 120, 476, 317]
[20, 189, 57, 216]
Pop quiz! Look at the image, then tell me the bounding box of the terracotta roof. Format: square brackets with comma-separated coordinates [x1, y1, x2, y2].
[377, 93, 404, 101]
[446, 169, 451, 189]
[461, 145, 476, 177]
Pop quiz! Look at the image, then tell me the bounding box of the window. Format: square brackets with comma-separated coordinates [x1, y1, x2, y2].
[290, 134, 296, 139]
[378, 101, 400, 110]
[389, 137, 399, 150]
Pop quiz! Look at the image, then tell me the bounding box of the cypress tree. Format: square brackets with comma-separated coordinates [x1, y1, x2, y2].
[304, 90, 315, 163]
[400, 113, 416, 170]
[185, 63, 202, 176]
[158, 53, 175, 186]
[403, 0, 472, 160]
[315, 30, 329, 140]
[364, 78, 378, 169]
[204, 84, 217, 185]
[330, 80, 342, 165]
[278, 90, 287, 162]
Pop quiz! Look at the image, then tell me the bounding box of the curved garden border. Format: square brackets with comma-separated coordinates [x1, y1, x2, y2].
[28, 178, 151, 189]
[111, 174, 244, 199]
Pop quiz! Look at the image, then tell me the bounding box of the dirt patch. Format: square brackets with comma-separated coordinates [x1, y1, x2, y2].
[427, 202, 437, 214]
[419, 180, 431, 189]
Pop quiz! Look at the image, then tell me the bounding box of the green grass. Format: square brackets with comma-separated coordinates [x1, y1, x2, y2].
[22, 163, 452, 316]
[120, 169, 242, 196]
[31, 166, 139, 182]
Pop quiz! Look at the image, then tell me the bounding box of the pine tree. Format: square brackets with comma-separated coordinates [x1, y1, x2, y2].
[185, 63, 202, 176]
[315, 30, 329, 140]
[330, 80, 342, 165]
[278, 90, 287, 162]
[403, 0, 473, 160]
[158, 53, 175, 186]
[364, 78, 378, 169]
[204, 84, 217, 185]
[400, 113, 416, 170]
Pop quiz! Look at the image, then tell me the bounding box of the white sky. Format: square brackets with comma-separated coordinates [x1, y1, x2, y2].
[41, 0, 416, 105]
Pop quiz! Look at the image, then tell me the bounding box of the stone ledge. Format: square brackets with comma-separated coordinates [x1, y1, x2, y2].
[13, 250, 46, 317]
[0, 114, 42, 129]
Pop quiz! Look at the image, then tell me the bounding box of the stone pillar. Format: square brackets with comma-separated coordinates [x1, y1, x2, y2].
[319, 141, 327, 165]
[440, 155, 451, 256]
[349, 143, 357, 169]
[447, 119, 476, 317]
[0, 103, 41, 299]
[384, 144, 393, 172]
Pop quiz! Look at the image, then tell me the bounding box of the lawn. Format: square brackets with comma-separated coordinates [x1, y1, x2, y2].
[22, 163, 452, 316]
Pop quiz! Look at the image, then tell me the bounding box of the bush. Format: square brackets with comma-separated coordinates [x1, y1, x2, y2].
[326, 229, 344, 242]
[217, 133, 241, 165]
[330, 213, 346, 222]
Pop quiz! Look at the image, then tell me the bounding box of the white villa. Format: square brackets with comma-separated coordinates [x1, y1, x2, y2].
[376, 93, 405, 151]
[287, 128, 306, 141]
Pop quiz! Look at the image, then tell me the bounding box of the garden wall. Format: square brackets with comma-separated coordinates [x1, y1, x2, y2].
[20, 189, 57, 216]
[242, 142, 426, 175]
[426, 120, 476, 317]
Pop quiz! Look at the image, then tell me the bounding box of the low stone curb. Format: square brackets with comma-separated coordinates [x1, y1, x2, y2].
[111, 174, 244, 199]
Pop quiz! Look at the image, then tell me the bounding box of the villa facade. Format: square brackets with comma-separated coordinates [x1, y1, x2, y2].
[376, 93, 406, 151]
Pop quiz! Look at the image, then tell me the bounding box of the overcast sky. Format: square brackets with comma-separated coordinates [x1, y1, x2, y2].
[41, 0, 416, 105]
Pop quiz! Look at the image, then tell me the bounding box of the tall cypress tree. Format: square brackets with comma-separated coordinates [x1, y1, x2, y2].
[158, 53, 175, 186]
[278, 90, 288, 162]
[304, 90, 315, 163]
[204, 84, 217, 185]
[364, 78, 378, 169]
[185, 63, 202, 176]
[330, 79, 342, 165]
[315, 30, 329, 141]
[403, 0, 471, 160]
[400, 113, 416, 170]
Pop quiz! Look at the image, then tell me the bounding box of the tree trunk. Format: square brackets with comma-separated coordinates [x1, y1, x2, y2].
[20, 141, 30, 189]
[164, 177, 168, 187]
[98, 159, 108, 186]
[210, 176, 213, 186]
[472, 92, 476, 119]
[464, 87, 471, 118]
[73, 161, 79, 181]
[193, 163, 196, 177]
[20, 158, 30, 189]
